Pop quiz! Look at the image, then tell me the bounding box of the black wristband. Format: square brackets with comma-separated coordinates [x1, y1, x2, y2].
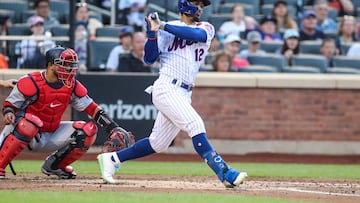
[94, 110, 119, 133]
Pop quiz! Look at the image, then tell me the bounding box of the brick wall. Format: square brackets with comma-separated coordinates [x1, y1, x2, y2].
[192, 87, 360, 141]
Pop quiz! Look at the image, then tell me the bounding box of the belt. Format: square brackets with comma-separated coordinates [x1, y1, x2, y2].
[171, 79, 193, 91]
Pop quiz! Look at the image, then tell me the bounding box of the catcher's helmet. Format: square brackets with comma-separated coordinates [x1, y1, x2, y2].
[45, 46, 78, 88]
[178, 0, 211, 15]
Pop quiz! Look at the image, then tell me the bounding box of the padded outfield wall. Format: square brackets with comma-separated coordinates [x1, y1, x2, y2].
[1, 70, 359, 155]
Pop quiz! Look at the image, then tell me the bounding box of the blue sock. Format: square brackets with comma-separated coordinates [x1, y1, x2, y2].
[111, 138, 155, 162]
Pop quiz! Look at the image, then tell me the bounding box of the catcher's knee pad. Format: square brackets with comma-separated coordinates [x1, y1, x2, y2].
[48, 121, 97, 170]
[72, 121, 98, 148]
[13, 113, 43, 141]
[0, 113, 43, 169]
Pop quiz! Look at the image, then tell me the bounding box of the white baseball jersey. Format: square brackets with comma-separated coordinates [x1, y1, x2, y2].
[147, 21, 215, 153]
[157, 20, 215, 84]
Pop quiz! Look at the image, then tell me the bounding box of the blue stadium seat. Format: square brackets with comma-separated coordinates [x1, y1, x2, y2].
[218, 3, 254, 16]
[224, 0, 260, 15]
[51, 26, 69, 36]
[283, 65, 322, 73]
[87, 40, 118, 71]
[247, 54, 286, 72]
[326, 67, 360, 74]
[299, 41, 322, 54]
[328, 8, 338, 21]
[291, 54, 328, 73]
[262, 0, 298, 7]
[49, 0, 69, 24]
[95, 26, 127, 38]
[21, 10, 59, 24]
[208, 14, 232, 31]
[0, 9, 15, 24]
[7, 24, 31, 35]
[260, 41, 283, 53]
[0, 1, 29, 23]
[238, 65, 278, 73]
[333, 56, 360, 69]
[340, 44, 351, 55]
[261, 4, 297, 18]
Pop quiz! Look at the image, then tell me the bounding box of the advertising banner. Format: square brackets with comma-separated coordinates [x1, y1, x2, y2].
[73, 73, 158, 145]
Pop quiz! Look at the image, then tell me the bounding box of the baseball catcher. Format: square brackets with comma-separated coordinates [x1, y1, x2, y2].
[0, 46, 134, 179]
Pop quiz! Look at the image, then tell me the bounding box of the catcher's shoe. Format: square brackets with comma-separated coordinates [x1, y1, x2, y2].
[223, 169, 248, 188]
[41, 156, 77, 179]
[97, 152, 121, 184]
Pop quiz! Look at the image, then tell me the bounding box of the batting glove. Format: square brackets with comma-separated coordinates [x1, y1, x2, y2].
[145, 12, 161, 39]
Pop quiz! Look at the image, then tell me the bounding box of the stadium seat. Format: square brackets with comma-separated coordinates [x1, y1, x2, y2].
[51, 26, 69, 36]
[199, 5, 212, 21]
[49, 0, 69, 24]
[247, 54, 286, 72]
[239, 42, 248, 51]
[340, 44, 351, 55]
[0, 9, 15, 25]
[299, 41, 322, 55]
[208, 14, 232, 31]
[87, 40, 118, 71]
[95, 26, 126, 38]
[7, 24, 32, 68]
[260, 41, 283, 53]
[327, 8, 338, 21]
[261, 4, 297, 18]
[0, 1, 29, 23]
[224, 0, 260, 15]
[290, 54, 328, 73]
[333, 56, 360, 69]
[262, 0, 298, 7]
[283, 65, 322, 73]
[21, 10, 59, 25]
[326, 67, 360, 74]
[7, 24, 31, 35]
[324, 31, 337, 40]
[218, 3, 255, 16]
[238, 65, 278, 73]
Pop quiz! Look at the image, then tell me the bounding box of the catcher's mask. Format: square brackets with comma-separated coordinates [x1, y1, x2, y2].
[178, 0, 211, 16]
[45, 46, 78, 88]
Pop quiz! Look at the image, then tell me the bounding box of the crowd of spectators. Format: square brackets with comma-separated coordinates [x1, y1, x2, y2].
[0, 0, 359, 74]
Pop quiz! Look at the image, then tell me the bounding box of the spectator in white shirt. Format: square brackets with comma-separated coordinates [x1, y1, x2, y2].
[218, 4, 256, 40]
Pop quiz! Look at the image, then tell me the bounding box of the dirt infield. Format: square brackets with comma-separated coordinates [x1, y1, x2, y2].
[1, 174, 360, 203]
[1, 152, 359, 202]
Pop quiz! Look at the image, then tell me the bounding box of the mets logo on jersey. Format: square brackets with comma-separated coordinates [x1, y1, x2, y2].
[168, 37, 198, 51]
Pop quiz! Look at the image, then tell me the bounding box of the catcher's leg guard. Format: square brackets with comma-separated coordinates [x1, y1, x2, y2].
[0, 113, 43, 177]
[41, 121, 97, 179]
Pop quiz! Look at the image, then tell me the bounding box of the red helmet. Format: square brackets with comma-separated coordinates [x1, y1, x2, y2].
[46, 46, 78, 88]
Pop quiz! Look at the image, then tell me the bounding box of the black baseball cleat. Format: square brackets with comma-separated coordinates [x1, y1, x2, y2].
[41, 156, 77, 179]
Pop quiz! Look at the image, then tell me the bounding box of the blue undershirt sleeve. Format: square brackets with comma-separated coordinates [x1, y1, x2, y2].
[164, 24, 207, 43]
[144, 39, 160, 64]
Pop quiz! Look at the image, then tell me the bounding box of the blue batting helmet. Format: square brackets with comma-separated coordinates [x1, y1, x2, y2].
[178, 0, 211, 15]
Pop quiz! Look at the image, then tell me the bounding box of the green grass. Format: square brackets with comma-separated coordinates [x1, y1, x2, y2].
[0, 191, 315, 203]
[8, 160, 360, 179]
[3, 160, 359, 203]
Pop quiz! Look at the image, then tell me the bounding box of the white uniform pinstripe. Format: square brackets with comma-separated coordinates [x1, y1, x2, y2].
[147, 21, 215, 152]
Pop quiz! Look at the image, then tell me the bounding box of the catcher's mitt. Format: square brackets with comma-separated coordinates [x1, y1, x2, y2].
[102, 127, 135, 152]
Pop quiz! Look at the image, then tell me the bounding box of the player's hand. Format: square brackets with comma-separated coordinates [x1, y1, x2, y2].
[3, 112, 15, 125]
[0, 79, 17, 88]
[145, 12, 161, 39]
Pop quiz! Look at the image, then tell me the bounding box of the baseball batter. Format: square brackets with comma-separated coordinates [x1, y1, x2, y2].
[98, 0, 248, 188]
